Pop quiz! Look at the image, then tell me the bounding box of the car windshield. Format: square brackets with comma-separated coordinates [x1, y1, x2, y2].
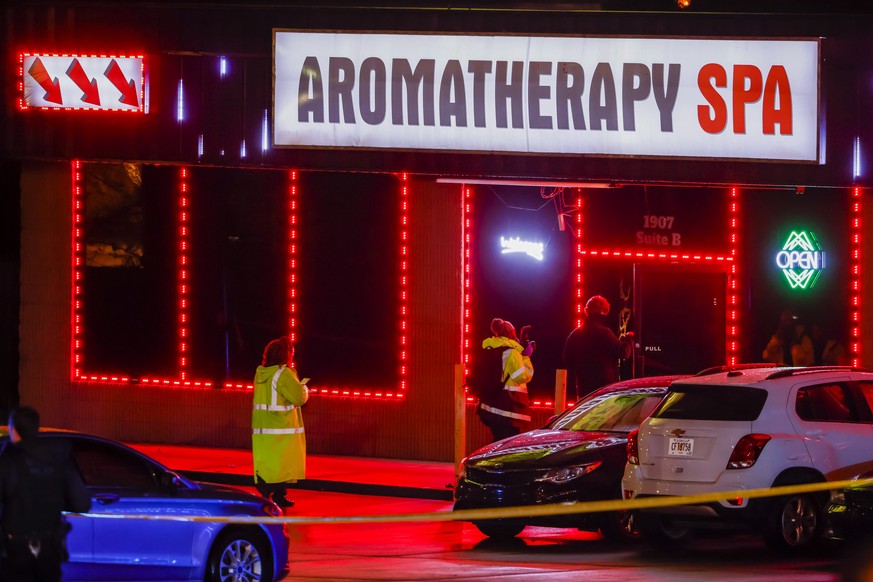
[548, 388, 665, 432]
[652, 383, 768, 421]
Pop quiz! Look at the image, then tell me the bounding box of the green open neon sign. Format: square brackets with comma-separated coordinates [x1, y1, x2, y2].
[775, 230, 826, 289]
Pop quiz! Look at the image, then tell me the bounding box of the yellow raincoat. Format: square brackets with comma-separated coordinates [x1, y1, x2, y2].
[252, 364, 309, 484]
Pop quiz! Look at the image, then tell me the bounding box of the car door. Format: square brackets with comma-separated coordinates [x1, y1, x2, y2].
[789, 379, 873, 480]
[70, 437, 204, 581]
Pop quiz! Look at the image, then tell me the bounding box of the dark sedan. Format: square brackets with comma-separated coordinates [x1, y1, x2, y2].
[828, 474, 873, 543]
[1, 429, 290, 582]
[454, 375, 689, 541]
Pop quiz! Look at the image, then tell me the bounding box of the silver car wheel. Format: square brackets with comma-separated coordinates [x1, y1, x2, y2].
[780, 495, 818, 546]
[218, 538, 264, 582]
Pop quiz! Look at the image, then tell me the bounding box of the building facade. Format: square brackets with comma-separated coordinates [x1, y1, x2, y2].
[2, 1, 871, 461]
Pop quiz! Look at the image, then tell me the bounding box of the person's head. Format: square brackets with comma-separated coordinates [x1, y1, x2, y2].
[9, 406, 40, 444]
[794, 317, 807, 337]
[262, 336, 293, 367]
[490, 318, 517, 341]
[585, 295, 610, 318]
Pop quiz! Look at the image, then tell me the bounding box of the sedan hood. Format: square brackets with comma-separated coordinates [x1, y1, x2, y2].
[466, 429, 626, 469]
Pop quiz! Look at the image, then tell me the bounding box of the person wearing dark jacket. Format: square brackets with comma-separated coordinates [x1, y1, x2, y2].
[0, 406, 91, 582]
[470, 318, 534, 442]
[563, 295, 633, 401]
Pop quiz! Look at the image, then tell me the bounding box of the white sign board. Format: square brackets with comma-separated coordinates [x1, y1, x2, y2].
[21, 54, 144, 112]
[273, 32, 820, 162]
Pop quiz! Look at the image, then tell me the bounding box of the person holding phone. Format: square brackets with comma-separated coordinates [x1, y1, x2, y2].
[252, 336, 309, 509]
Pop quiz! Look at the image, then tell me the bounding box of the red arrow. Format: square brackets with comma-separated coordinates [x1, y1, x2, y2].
[66, 58, 101, 106]
[27, 57, 63, 104]
[104, 59, 139, 107]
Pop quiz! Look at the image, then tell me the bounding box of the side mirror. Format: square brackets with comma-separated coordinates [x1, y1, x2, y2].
[160, 470, 186, 490]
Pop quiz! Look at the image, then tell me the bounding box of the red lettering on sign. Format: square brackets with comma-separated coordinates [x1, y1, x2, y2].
[698, 63, 794, 136]
[697, 63, 727, 134]
[732, 65, 762, 134]
[762, 65, 792, 135]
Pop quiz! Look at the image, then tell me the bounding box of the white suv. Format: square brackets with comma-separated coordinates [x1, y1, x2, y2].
[621, 365, 873, 552]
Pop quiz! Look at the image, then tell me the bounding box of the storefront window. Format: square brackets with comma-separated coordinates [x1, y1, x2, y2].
[79, 164, 399, 389]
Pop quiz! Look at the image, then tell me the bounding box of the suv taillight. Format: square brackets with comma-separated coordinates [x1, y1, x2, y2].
[727, 433, 771, 469]
[627, 429, 640, 465]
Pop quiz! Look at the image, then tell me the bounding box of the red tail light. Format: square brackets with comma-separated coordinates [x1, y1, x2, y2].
[627, 429, 640, 465]
[727, 433, 771, 469]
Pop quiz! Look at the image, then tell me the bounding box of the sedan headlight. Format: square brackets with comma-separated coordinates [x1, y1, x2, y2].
[537, 461, 602, 484]
[457, 458, 468, 481]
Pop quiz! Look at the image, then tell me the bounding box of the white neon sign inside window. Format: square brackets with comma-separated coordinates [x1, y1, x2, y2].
[500, 236, 544, 261]
[775, 230, 826, 289]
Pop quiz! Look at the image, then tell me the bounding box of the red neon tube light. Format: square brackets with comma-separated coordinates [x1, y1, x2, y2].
[849, 186, 863, 366]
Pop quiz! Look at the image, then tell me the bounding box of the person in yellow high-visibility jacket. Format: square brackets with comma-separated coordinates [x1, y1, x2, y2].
[252, 336, 309, 508]
[471, 318, 534, 442]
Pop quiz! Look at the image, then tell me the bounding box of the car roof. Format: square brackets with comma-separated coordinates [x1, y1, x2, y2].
[671, 365, 872, 388]
[593, 374, 692, 395]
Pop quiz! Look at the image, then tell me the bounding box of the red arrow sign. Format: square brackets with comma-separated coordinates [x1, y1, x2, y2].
[27, 57, 63, 104]
[105, 59, 139, 107]
[66, 58, 101, 106]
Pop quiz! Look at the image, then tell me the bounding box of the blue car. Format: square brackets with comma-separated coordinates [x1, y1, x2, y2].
[2, 429, 289, 582]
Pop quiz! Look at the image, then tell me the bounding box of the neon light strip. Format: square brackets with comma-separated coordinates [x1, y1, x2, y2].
[727, 187, 740, 366]
[71, 164, 212, 388]
[288, 170, 298, 343]
[399, 173, 409, 394]
[16, 54, 24, 111]
[579, 250, 733, 262]
[177, 79, 184, 122]
[850, 186, 863, 366]
[71, 161, 84, 380]
[261, 109, 269, 152]
[574, 194, 585, 329]
[463, 186, 473, 392]
[19, 53, 145, 112]
[226, 384, 404, 397]
[293, 173, 408, 400]
[178, 168, 190, 379]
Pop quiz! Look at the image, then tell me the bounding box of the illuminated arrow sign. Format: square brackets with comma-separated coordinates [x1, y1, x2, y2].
[19, 53, 145, 112]
[775, 230, 826, 289]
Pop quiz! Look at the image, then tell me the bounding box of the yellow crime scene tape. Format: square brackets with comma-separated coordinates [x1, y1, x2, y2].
[67, 477, 873, 526]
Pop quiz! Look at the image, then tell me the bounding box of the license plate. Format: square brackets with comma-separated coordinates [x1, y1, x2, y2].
[669, 437, 694, 456]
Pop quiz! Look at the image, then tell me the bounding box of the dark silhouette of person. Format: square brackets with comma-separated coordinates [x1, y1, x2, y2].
[0, 406, 91, 582]
[563, 295, 633, 401]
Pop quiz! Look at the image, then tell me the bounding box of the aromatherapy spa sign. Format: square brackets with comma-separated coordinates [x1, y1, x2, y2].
[273, 32, 820, 162]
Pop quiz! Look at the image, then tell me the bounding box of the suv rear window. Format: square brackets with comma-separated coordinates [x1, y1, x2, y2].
[652, 384, 767, 421]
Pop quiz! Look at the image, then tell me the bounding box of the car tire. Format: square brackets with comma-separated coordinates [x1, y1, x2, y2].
[763, 493, 823, 553]
[207, 526, 274, 582]
[636, 514, 693, 548]
[599, 510, 640, 543]
[472, 520, 526, 539]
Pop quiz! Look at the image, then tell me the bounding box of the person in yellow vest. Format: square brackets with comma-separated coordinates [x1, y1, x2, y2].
[252, 336, 309, 508]
[472, 318, 534, 442]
